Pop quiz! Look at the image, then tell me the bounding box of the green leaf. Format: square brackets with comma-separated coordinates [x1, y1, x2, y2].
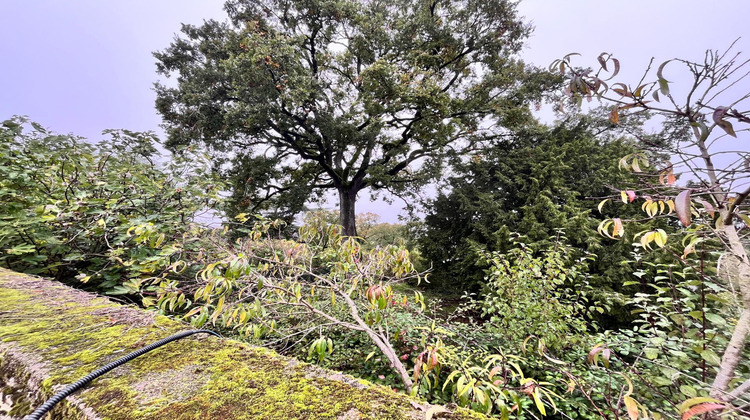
[705, 313, 725, 325]
[680, 385, 697, 398]
[700, 349, 721, 366]
[656, 60, 671, 81]
[652, 377, 673, 387]
[658, 78, 670, 95]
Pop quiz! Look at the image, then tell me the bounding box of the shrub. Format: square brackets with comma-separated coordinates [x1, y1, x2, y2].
[0, 117, 223, 296]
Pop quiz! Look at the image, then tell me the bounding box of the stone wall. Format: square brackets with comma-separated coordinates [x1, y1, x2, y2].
[0, 269, 484, 420]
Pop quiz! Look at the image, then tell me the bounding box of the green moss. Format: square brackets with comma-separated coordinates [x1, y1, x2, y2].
[0, 269, 486, 419]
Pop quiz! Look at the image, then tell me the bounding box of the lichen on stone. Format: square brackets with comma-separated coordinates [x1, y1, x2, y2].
[0, 269, 486, 420]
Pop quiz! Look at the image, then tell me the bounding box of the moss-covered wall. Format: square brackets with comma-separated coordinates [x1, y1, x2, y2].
[0, 269, 485, 420]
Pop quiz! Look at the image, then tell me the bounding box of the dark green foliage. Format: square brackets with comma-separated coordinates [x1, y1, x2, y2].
[420, 121, 636, 293]
[221, 153, 319, 229]
[0, 118, 223, 295]
[154, 0, 557, 235]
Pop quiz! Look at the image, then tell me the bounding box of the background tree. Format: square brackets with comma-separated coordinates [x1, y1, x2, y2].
[418, 121, 655, 308]
[557, 44, 750, 406]
[222, 153, 318, 228]
[154, 0, 554, 236]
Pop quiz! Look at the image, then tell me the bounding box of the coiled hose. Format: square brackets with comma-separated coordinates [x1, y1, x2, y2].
[24, 329, 221, 420]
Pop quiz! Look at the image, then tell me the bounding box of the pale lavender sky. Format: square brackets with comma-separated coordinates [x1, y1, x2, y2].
[1, 1, 748, 222]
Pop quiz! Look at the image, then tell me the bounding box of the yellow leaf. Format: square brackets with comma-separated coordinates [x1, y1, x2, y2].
[649, 201, 659, 217]
[619, 156, 629, 170]
[623, 396, 639, 420]
[597, 219, 609, 236]
[612, 218, 624, 238]
[522, 336, 533, 354]
[654, 230, 667, 247]
[610, 106, 620, 124]
[621, 373, 634, 396]
[598, 198, 609, 213]
[457, 378, 476, 398]
[211, 295, 225, 325]
[474, 387, 486, 405]
[667, 199, 675, 214]
[532, 388, 547, 416]
[425, 406, 448, 420]
[183, 307, 202, 319]
[640, 231, 653, 249]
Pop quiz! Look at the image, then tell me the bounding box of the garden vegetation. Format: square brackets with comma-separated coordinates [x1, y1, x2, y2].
[1, 1, 749, 418]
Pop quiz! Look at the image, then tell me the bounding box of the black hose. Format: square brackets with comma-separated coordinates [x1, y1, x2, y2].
[24, 329, 221, 420]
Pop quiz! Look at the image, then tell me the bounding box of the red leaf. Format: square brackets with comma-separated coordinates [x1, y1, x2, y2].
[681, 403, 725, 420]
[609, 58, 620, 80]
[695, 198, 716, 217]
[598, 53, 608, 71]
[588, 346, 603, 365]
[675, 190, 692, 227]
[626, 190, 636, 202]
[601, 348, 611, 367]
[712, 106, 729, 124]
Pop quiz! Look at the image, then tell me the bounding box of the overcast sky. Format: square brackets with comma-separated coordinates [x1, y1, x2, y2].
[1, 1, 748, 222]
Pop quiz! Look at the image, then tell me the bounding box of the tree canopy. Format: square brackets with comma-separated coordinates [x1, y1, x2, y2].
[153, 0, 553, 235]
[420, 121, 637, 290]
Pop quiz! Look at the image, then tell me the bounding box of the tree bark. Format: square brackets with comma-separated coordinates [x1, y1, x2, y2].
[338, 187, 359, 237]
[336, 286, 414, 393]
[711, 216, 750, 400]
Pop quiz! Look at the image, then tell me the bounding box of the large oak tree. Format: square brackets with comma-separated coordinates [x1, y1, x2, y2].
[154, 0, 551, 235]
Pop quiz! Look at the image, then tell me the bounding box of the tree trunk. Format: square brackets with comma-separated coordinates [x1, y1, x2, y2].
[711, 216, 750, 400]
[338, 187, 358, 237]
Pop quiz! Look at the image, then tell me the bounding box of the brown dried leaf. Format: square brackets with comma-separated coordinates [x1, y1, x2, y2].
[598, 53, 608, 71]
